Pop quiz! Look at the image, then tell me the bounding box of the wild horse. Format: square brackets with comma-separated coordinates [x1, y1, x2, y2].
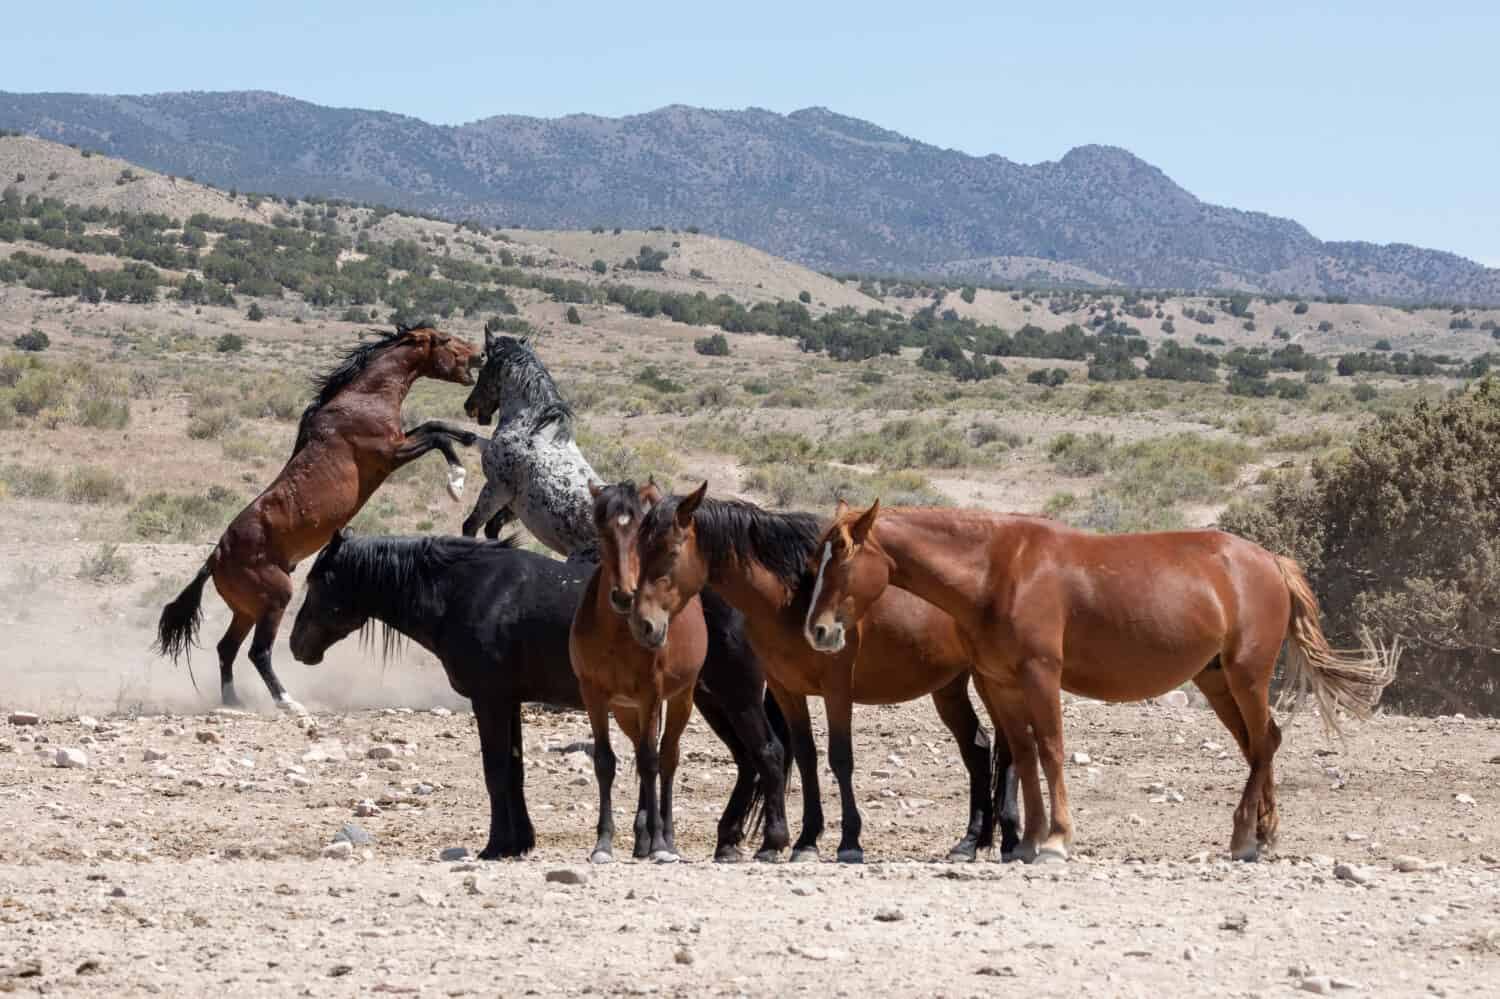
[155, 323, 482, 710]
[288, 529, 787, 860]
[628, 484, 1021, 863]
[805, 501, 1398, 862]
[457, 333, 791, 860]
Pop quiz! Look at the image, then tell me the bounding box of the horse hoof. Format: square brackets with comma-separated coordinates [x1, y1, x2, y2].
[651, 850, 680, 865]
[1034, 847, 1068, 864]
[1231, 845, 1260, 863]
[789, 847, 820, 864]
[589, 850, 614, 865]
[714, 846, 745, 864]
[835, 848, 864, 865]
[275, 698, 308, 716]
[753, 848, 782, 864]
[1008, 843, 1038, 864]
[947, 843, 979, 863]
[446, 467, 466, 502]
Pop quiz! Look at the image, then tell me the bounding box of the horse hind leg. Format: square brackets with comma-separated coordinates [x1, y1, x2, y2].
[692, 691, 757, 862]
[216, 611, 254, 708]
[654, 689, 694, 862]
[1219, 646, 1281, 862]
[247, 568, 303, 714]
[1017, 656, 1073, 862]
[930, 675, 995, 862]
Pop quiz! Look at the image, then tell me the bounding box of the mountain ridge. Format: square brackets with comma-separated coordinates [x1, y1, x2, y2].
[3, 89, 1497, 303]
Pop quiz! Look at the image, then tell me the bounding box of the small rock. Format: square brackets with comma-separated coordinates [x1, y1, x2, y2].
[674, 947, 694, 966]
[1479, 852, 1498, 864]
[975, 965, 1016, 977]
[1454, 793, 1476, 806]
[462, 875, 488, 895]
[1333, 863, 1373, 885]
[1158, 690, 1189, 709]
[873, 906, 905, 923]
[108, 885, 126, 898]
[545, 867, 589, 886]
[1343, 831, 1367, 842]
[322, 841, 354, 861]
[366, 745, 397, 760]
[353, 800, 382, 817]
[1415, 913, 1440, 926]
[335, 823, 375, 847]
[329, 964, 353, 978]
[439, 846, 469, 861]
[195, 730, 220, 745]
[790, 882, 818, 897]
[8, 711, 40, 726]
[54, 747, 88, 768]
[1220, 913, 1248, 933]
[289, 775, 313, 788]
[1069, 752, 1092, 765]
[1393, 855, 1429, 873]
[414, 890, 443, 907]
[430, 707, 453, 718]
[1182, 945, 1200, 962]
[143, 747, 168, 762]
[1300, 976, 1333, 995]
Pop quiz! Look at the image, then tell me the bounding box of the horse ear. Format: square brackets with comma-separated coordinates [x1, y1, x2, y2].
[834, 498, 850, 519]
[588, 481, 604, 499]
[639, 478, 662, 511]
[676, 481, 707, 529]
[849, 499, 881, 547]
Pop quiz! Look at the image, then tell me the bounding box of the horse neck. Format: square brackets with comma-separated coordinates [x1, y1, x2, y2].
[872, 509, 1005, 634]
[349, 346, 424, 409]
[344, 547, 440, 654]
[705, 552, 797, 621]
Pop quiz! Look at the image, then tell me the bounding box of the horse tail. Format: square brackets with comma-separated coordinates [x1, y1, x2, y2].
[1273, 554, 1399, 737]
[155, 554, 216, 667]
[743, 688, 792, 839]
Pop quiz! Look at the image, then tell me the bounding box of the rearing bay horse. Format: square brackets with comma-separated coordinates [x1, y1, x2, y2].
[155, 323, 482, 709]
[805, 502, 1398, 862]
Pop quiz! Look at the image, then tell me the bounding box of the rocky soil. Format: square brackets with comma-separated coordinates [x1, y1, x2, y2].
[1, 696, 1496, 997]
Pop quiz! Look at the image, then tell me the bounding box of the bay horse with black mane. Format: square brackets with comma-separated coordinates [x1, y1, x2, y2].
[287, 529, 785, 861]
[155, 322, 482, 710]
[628, 483, 1020, 863]
[805, 502, 1399, 862]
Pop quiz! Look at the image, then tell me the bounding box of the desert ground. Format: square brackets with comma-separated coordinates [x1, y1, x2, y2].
[2, 136, 1499, 996]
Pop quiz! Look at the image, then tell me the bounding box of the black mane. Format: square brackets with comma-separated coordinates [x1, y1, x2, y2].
[313, 532, 519, 657]
[476, 335, 575, 440]
[642, 496, 823, 591]
[292, 322, 431, 454]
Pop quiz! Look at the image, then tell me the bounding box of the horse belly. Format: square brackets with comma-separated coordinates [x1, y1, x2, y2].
[1059, 640, 1222, 702]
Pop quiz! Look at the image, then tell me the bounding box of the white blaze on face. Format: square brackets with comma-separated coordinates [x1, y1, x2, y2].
[616, 514, 631, 527]
[805, 541, 833, 645]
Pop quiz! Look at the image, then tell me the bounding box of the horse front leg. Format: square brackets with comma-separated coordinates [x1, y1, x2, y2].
[774, 687, 824, 862]
[655, 689, 694, 861]
[473, 697, 518, 859]
[824, 688, 864, 864]
[580, 680, 618, 865]
[394, 426, 472, 501]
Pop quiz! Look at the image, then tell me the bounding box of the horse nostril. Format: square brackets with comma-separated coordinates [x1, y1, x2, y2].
[814, 624, 828, 643]
[609, 589, 632, 613]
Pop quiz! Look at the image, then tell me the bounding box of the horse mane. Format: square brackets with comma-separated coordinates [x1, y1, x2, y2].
[292, 321, 434, 455]
[314, 531, 520, 659]
[642, 496, 822, 591]
[478, 335, 575, 440]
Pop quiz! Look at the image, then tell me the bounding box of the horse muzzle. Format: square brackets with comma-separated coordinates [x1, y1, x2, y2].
[630, 613, 669, 651]
[807, 620, 846, 654]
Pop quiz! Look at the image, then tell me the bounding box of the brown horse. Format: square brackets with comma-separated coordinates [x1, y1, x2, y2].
[155, 323, 482, 710]
[628, 484, 1020, 863]
[570, 481, 710, 864]
[804, 502, 1398, 863]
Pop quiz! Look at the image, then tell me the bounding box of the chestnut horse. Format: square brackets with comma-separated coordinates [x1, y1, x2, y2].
[570, 482, 718, 863]
[805, 502, 1398, 862]
[629, 484, 1020, 864]
[155, 323, 482, 710]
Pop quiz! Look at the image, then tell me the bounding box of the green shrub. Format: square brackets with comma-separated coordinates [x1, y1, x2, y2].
[0, 463, 60, 499]
[11, 370, 66, 417]
[216, 333, 245, 353]
[64, 465, 129, 505]
[591, 259, 607, 275]
[14, 329, 50, 352]
[694, 333, 730, 356]
[247, 303, 265, 321]
[77, 396, 130, 429]
[1221, 380, 1500, 715]
[565, 306, 582, 325]
[78, 543, 132, 584]
[1048, 432, 1116, 476]
[1352, 383, 1378, 402]
[187, 407, 237, 440]
[127, 486, 241, 541]
[799, 290, 813, 304]
[634, 365, 684, 394]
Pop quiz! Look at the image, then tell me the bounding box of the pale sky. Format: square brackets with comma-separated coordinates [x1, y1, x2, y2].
[7, 1, 1498, 265]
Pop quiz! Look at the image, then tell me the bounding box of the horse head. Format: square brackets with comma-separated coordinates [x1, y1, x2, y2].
[406, 323, 480, 387]
[289, 530, 369, 665]
[804, 498, 887, 654]
[629, 481, 709, 651]
[588, 479, 662, 623]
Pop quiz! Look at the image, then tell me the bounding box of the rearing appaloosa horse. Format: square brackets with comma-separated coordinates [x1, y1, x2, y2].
[155, 322, 482, 710]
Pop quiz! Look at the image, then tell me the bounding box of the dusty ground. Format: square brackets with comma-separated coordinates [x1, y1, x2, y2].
[1, 685, 1497, 997]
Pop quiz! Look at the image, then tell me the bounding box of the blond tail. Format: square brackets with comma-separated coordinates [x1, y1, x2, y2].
[1274, 555, 1399, 737]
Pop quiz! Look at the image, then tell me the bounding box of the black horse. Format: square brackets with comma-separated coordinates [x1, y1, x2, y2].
[289, 530, 789, 861]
